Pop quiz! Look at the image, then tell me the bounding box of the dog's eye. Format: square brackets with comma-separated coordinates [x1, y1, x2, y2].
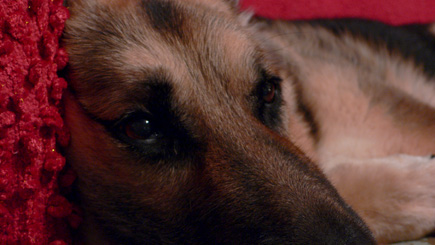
[110, 111, 198, 159]
[262, 82, 276, 103]
[259, 75, 281, 105]
[125, 118, 155, 140]
[118, 114, 162, 142]
[253, 74, 283, 128]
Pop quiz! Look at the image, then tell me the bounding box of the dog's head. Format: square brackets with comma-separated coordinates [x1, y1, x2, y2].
[63, 0, 374, 243]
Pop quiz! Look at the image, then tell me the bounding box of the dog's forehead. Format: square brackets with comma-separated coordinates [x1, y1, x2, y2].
[69, 0, 259, 81]
[83, 0, 233, 12]
[66, 0, 261, 118]
[126, 0, 259, 80]
[120, 0, 261, 97]
[122, 26, 259, 85]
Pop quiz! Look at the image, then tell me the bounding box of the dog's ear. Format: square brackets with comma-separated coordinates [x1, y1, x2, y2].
[220, 0, 255, 27]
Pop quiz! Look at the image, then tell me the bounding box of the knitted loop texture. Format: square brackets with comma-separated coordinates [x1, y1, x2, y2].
[0, 0, 73, 244]
[1, 0, 434, 244]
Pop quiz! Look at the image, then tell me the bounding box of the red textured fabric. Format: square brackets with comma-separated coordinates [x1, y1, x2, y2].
[240, 0, 435, 25]
[0, 0, 433, 244]
[0, 0, 73, 244]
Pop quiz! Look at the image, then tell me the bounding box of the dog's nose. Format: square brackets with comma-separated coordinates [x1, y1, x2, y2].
[252, 195, 375, 244]
[287, 202, 376, 244]
[202, 135, 376, 244]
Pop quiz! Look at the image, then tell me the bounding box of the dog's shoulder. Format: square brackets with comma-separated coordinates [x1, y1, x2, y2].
[306, 19, 435, 77]
[253, 17, 435, 161]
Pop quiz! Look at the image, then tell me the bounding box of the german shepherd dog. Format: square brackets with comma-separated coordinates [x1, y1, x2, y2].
[63, 0, 435, 243]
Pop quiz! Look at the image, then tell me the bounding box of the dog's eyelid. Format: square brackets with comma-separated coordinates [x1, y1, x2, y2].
[72, 100, 123, 128]
[138, 67, 173, 86]
[256, 65, 282, 82]
[110, 110, 153, 128]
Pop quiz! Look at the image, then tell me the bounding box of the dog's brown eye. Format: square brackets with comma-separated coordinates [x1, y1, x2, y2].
[263, 82, 276, 103]
[124, 118, 157, 140]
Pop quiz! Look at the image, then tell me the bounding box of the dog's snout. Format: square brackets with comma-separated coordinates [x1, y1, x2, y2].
[63, 0, 380, 242]
[200, 134, 375, 244]
[289, 202, 375, 244]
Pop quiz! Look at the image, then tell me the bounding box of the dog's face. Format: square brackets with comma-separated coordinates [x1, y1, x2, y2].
[64, 0, 374, 243]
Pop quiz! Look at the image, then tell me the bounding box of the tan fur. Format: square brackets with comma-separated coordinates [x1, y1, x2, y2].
[255, 21, 435, 242]
[257, 22, 435, 159]
[64, 0, 435, 243]
[326, 155, 435, 242]
[281, 80, 319, 161]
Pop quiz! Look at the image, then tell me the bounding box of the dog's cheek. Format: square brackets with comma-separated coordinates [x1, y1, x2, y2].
[279, 80, 318, 161]
[64, 91, 197, 207]
[63, 92, 109, 175]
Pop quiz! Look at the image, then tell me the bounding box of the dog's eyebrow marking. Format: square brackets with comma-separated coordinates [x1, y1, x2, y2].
[141, 0, 185, 39]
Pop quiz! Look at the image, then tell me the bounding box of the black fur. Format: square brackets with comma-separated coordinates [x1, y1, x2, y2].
[141, 0, 185, 39]
[307, 19, 435, 77]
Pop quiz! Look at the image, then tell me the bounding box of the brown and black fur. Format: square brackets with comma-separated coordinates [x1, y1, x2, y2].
[255, 18, 435, 242]
[63, 0, 435, 243]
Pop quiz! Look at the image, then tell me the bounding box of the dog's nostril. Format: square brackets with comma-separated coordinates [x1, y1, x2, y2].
[430, 154, 435, 159]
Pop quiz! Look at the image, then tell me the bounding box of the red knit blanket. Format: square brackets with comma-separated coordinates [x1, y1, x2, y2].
[240, 0, 435, 25]
[0, 0, 73, 244]
[1, 0, 433, 244]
